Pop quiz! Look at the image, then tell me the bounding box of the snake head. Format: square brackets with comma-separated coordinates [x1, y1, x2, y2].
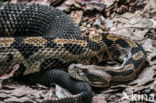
[68, 64, 90, 83]
[68, 64, 111, 87]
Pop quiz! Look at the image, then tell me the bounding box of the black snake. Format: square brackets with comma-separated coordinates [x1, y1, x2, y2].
[0, 2, 146, 103]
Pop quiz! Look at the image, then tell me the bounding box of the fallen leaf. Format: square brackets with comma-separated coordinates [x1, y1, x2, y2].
[70, 10, 83, 25]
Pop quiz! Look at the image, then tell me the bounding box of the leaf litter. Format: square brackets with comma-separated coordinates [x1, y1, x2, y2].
[0, 0, 156, 103]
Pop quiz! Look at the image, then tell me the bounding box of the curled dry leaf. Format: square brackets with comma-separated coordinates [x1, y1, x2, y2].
[55, 84, 72, 98]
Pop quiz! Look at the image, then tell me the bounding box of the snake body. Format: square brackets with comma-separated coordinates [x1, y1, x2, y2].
[0, 2, 146, 103]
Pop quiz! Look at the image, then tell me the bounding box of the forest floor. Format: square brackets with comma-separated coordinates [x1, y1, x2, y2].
[0, 0, 156, 103]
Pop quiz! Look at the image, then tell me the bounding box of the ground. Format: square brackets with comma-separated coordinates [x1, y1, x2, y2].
[0, 0, 156, 103]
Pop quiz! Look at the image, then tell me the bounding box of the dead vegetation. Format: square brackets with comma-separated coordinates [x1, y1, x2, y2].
[0, 0, 156, 103]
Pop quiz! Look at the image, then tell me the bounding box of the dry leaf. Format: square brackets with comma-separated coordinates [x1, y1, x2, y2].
[92, 94, 107, 103]
[0, 83, 56, 102]
[55, 84, 72, 98]
[70, 10, 83, 25]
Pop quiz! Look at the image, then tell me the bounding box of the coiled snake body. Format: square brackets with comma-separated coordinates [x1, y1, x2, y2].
[0, 2, 146, 103]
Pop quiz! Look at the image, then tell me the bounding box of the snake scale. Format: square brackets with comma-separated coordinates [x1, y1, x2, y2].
[0, 2, 146, 103]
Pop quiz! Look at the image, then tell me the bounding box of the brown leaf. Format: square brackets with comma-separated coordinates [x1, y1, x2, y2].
[92, 94, 107, 103]
[70, 10, 83, 25]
